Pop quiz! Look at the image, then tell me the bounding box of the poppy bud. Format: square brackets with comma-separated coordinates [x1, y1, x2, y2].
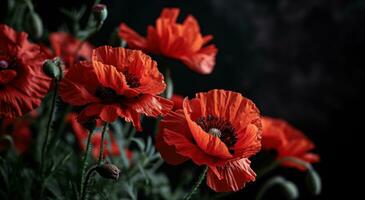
[96, 163, 120, 180]
[25, 12, 43, 39]
[92, 4, 108, 26]
[43, 59, 61, 80]
[306, 168, 322, 195]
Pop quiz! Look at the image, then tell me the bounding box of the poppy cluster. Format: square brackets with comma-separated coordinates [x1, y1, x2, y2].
[0, 4, 320, 198]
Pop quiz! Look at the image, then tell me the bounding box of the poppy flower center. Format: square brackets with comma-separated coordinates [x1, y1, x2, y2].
[77, 55, 87, 61]
[196, 115, 237, 149]
[95, 87, 120, 103]
[123, 70, 140, 88]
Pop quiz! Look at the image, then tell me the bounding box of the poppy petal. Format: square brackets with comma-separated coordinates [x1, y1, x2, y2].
[118, 24, 147, 49]
[206, 158, 256, 192]
[126, 94, 173, 118]
[183, 99, 233, 159]
[93, 61, 128, 95]
[0, 70, 17, 85]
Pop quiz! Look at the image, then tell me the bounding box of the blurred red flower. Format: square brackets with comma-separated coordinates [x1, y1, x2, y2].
[156, 89, 262, 192]
[49, 32, 93, 70]
[60, 46, 173, 131]
[261, 117, 320, 171]
[119, 8, 217, 74]
[67, 114, 134, 159]
[0, 24, 51, 119]
[0, 118, 31, 154]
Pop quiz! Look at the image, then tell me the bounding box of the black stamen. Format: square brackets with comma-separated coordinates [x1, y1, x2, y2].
[123, 70, 140, 88]
[196, 115, 237, 152]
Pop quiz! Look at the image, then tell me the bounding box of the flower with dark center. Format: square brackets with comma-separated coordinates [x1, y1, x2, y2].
[156, 89, 262, 192]
[0, 24, 51, 118]
[60, 46, 173, 131]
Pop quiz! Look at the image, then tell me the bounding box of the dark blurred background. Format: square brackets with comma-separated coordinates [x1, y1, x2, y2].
[3, 0, 364, 199]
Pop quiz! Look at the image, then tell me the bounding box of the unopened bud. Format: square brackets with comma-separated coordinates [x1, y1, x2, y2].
[306, 169, 322, 195]
[43, 59, 61, 80]
[96, 163, 120, 180]
[92, 4, 108, 25]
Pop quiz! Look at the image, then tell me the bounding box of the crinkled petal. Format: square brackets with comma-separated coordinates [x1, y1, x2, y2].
[183, 99, 233, 159]
[206, 158, 256, 192]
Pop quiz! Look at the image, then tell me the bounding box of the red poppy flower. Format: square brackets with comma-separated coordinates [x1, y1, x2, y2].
[156, 89, 262, 192]
[60, 46, 173, 130]
[119, 8, 217, 74]
[261, 117, 320, 171]
[0, 24, 51, 119]
[0, 118, 31, 154]
[49, 32, 93, 70]
[171, 94, 184, 110]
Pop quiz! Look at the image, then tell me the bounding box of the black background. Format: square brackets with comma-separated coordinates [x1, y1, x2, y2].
[2, 0, 364, 199]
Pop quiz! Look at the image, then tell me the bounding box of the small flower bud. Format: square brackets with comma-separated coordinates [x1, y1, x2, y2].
[26, 12, 43, 39]
[306, 168, 322, 195]
[43, 59, 61, 80]
[92, 4, 108, 25]
[96, 163, 120, 180]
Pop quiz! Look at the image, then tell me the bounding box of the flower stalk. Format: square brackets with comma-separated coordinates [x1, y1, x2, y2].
[80, 165, 98, 200]
[80, 128, 95, 200]
[98, 123, 108, 165]
[184, 166, 209, 200]
[40, 79, 59, 175]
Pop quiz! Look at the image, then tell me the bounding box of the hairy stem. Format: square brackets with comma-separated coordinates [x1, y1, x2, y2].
[81, 165, 98, 200]
[98, 123, 108, 165]
[40, 79, 58, 175]
[184, 166, 209, 200]
[80, 128, 95, 199]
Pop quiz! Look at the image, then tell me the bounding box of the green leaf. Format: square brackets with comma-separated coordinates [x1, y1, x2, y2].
[131, 138, 145, 152]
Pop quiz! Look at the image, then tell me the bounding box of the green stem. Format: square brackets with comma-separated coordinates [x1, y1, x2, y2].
[40, 79, 58, 175]
[257, 156, 312, 179]
[38, 79, 58, 199]
[98, 123, 108, 165]
[80, 128, 95, 200]
[184, 166, 209, 200]
[163, 68, 173, 99]
[81, 165, 98, 200]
